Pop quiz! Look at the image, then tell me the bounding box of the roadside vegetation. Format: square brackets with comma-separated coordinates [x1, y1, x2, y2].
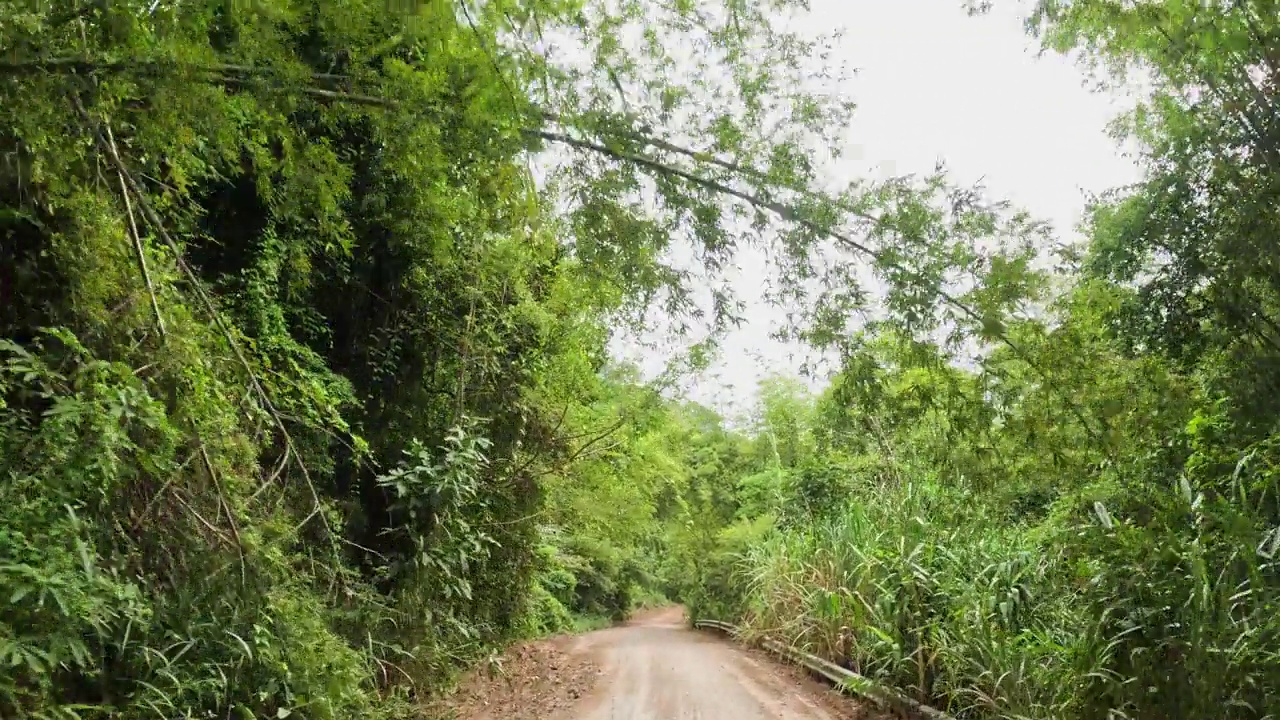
[673, 5, 1280, 718]
[2, 1, 1278, 719]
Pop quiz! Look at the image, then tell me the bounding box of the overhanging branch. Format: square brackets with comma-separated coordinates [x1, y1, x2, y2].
[32, 55, 1106, 445]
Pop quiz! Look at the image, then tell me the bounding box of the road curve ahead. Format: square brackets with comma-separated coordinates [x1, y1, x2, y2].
[562, 607, 857, 720]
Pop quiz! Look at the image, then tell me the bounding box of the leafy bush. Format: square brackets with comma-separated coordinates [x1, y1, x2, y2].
[672, 514, 776, 624]
[520, 581, 576, 637]
[0, 332, 398, 720]
[707, 458, 1280, 720]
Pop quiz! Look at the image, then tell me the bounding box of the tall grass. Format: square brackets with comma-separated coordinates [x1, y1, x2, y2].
[724, 478, 1280, 720]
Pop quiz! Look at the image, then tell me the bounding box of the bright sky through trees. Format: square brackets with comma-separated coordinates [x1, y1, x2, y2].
[615, 0, 1143, 416]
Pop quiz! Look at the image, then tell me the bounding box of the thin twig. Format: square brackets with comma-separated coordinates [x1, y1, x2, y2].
[0, 57, 348, 83]
[481, 507, 550, 528]
[294, 86, 394, 107]
[533, 416, 628, 477]
[544, 111, 765, 181]
[78, 98, 335, 540]
[457, 0, 523, 116]
[549, 402, 571, 439]
[574, 439, 622, 461]
[508, 402, 572, 479]
[249, 443, 292, 502]
[339, 535, 390, 561]
[200, 443, 247, 586]
[108, 126, 166, 341]
[132, 449, 200, 532]
[171, 490, 233, 544]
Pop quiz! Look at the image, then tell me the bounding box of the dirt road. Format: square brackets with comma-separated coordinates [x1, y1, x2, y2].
[445, 606, 868, 720]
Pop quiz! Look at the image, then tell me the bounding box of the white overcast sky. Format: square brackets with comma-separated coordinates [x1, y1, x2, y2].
[612, 0, 1144, 420]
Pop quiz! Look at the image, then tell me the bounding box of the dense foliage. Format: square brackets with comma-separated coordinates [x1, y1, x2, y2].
[674, 3, 1280, 720]
[3, 1, 1280, 719]
[0, 0, 776, 716]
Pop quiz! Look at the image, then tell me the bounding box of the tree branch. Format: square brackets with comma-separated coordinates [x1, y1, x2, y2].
[529, 128, 1108, 444]
[0, 57, 348, 83]
[533, 416, 629, 478]
[111, 128, 166, 342]
[77, 97, 336, 539]
[46, 57, 1107, 445]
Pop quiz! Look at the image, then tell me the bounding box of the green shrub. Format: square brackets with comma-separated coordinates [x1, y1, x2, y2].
[520, 582, 575, 637]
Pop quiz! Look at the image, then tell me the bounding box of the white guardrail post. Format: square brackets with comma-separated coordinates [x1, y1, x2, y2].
[691, 619, 956, 720]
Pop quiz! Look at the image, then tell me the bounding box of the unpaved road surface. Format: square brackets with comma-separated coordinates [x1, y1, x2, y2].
[443, 606, 874, 720]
